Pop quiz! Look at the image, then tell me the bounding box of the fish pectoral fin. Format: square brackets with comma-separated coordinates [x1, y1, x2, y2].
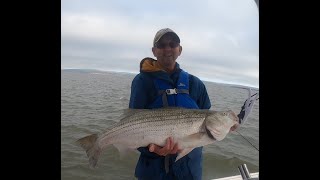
[113, 144, 132, 160]
[179, 132, 206, 146]
[183, 132, 206, 141]
[175, 148, 195, 162]
[174, 132, 211, 162]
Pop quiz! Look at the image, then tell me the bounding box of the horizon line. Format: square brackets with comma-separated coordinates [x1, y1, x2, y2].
[61, 68, 259, 89]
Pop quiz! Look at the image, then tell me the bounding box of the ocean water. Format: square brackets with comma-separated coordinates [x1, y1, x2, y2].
[61, 69, 259, 180]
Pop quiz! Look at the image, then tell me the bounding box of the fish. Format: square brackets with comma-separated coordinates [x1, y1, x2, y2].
[76, 107, 239, 168]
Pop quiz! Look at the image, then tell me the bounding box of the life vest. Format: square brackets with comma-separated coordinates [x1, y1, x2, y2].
[145, 70, 198, 109]
[135, 70, 203, 180]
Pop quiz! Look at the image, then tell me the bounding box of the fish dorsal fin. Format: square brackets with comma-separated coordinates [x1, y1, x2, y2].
[156, 107, 212, 115]
[118, 107, 192, 121]
[118, 108, 149, 122]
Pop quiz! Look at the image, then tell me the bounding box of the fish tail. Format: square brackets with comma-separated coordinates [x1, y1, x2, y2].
[76, 134, 101, 168]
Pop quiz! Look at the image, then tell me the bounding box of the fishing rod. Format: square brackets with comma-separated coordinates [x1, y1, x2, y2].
[236, 88, 259, 152]
[251, 92, 259, 100]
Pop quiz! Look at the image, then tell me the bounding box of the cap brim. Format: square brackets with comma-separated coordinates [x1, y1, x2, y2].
[154, 32, 180, 46]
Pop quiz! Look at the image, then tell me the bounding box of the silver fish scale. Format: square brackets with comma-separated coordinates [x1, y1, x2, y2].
[99, 108, 208, 146]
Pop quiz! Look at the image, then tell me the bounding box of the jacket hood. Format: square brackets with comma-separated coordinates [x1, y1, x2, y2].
[139, 57, 166, 72]
[139, 57, 180, 73]
[138, 57, 182, 86]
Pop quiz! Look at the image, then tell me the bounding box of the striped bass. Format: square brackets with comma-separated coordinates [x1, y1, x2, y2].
[76, 107, 239, 168]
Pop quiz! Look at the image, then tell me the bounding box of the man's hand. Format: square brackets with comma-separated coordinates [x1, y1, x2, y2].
[148, 137, 181, 156]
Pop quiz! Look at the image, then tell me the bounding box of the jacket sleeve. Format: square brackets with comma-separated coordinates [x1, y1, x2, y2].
[129, 74, 148, 109]
[189, 75, 212, 109]
[197, 81, 211, 109]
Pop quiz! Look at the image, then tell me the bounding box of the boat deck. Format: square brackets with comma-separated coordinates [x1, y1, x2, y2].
[211, 172, 259, 180]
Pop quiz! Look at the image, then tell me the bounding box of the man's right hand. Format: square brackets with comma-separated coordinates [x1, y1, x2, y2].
[148, 137, 181, 156]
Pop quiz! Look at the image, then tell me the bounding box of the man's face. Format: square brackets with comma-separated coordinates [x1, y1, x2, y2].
[152, 34, 182, 69]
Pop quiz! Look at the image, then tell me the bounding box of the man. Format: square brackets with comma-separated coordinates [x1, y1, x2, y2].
[129, 28, 211, 180]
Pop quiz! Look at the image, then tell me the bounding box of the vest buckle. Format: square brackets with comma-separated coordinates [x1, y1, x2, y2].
[165, 88, 177, 95]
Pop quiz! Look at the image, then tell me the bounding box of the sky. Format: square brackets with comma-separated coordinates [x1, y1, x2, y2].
[61, 0, 259, 88]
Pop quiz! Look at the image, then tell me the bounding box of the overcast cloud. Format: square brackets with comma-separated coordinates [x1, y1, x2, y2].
[62, 0, 259, 88]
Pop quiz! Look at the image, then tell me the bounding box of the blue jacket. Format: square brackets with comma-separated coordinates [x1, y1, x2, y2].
[129, 58, 211, 180]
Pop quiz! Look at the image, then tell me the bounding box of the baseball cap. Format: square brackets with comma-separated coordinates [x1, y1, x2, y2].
[153, 28, 180, 47]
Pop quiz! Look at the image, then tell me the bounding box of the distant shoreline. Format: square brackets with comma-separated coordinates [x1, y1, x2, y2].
[61, 68, 259, 90]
